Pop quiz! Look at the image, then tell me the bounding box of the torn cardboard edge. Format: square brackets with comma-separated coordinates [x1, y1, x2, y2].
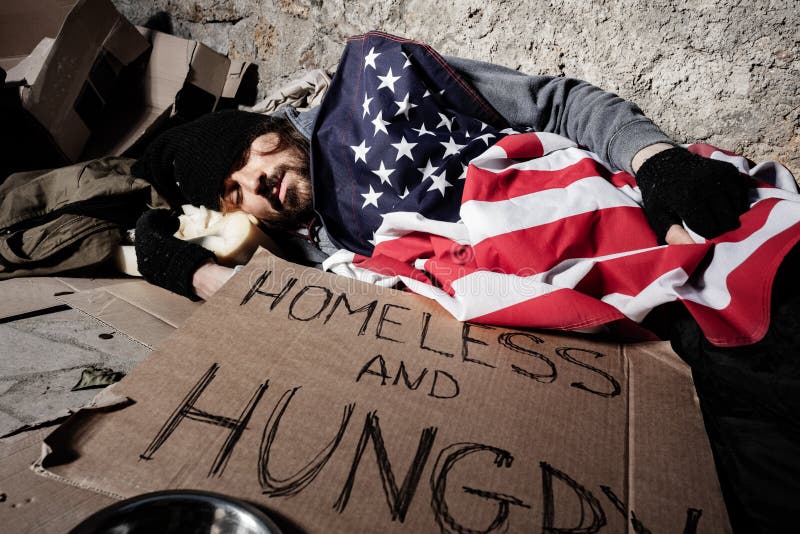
[1, 385, 130, 441]
[32, 388, 132, 500]
[32, 250, 729, 532]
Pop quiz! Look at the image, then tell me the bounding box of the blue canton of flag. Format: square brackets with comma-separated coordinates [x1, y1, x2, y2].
[312, 31, 512, 256]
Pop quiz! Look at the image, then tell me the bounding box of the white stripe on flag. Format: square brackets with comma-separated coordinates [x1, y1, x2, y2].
[602, 268, 687, 322]
[373, 211, 470, 245]
[399, 269, 560, 321]
[537, 132, 579, 154]
[461, 175, 641, 245]
[470, 146, 610, 174]
[676, 199, 800, 309]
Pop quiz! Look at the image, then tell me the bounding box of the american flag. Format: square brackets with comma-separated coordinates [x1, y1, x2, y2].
[313, 32, 800, 347]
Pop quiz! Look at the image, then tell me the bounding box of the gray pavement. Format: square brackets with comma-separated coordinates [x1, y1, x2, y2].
[0, 308, 150, 436]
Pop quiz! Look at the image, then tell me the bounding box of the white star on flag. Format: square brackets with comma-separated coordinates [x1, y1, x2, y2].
[350, 140, 371, 163]
[458, 163, 468, 180]
[377, 67, 401, 93]
[362, 95, 373, 118]
[436, 112, 454, 131]
[399, 187, 411, 199]
[427, 172, 452, 196]
[401, 51, 412, 68]
[391, 136, 417, 161]
[394, 93, 418, 120]
[476, 133, 496, 145]
[361, 185, 383, 208]
[440, 136, 466, 157]
[412, 122, 436, 137]
[371, 161, 395, 184]
[479, 121, 489, 131]
[364, 47, 381, 70]
[371, 110, 391, 136]
[417, 159, 438, 180]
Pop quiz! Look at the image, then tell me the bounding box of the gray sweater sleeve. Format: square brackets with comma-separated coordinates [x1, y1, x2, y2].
[444, 56, 673, 174]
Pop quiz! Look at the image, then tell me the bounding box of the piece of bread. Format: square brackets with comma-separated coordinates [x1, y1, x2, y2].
[114, 205, 278, 276]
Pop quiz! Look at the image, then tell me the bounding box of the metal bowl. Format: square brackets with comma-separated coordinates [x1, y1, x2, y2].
[69, 490, 283, 534]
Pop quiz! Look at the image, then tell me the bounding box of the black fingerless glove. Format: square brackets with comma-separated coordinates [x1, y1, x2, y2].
[635, 147, 750, 243]
[134, 209, 216, 299]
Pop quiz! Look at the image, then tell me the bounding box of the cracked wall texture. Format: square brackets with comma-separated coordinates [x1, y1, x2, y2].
[114, 0, 799, 175]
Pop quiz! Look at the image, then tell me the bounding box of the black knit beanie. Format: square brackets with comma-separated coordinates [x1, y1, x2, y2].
[131, 110, 272, 209]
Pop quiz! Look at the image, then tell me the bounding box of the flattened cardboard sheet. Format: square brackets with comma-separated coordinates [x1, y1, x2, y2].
[39, 251, 729, 532]
[0, 276, 127, 320]
[58, 280, 201, 348]
[0, 427, 115, 533]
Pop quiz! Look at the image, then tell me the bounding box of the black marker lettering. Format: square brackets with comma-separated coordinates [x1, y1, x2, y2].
[461, 323, 497, 368]
[393, 361, 428, 390]
[288, 285, 333, 321]
[419, 312, 454, 358]
[555, 348, 621, 398]
[541, 461, 606, 533]
[324, 294, 378, 336]
[600, 485, 701, 534]
[140, 363, 267, 479]
[683, 509, 703, 534]
[240, 269, 271, 305]
[376, 304, 410, 343]
[335, 412, 437, 522]
[258, 387, 354, 497]
[499, 332, 556, 383]
[356, 355, 391, 385]
[241, 269, 298, 311]
[431, 443, 528, 533]
[428, 370, 460, 399]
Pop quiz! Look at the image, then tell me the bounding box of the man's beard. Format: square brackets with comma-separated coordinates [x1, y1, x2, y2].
[260, 171, 314, 231]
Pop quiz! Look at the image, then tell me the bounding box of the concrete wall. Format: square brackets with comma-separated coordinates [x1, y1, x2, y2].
[114, 0, 799, 175]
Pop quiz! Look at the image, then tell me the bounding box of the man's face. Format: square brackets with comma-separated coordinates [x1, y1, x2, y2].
[221, 133, 313, 228]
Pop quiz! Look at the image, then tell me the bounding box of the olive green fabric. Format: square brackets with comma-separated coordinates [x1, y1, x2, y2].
[0, 157, 168, 279]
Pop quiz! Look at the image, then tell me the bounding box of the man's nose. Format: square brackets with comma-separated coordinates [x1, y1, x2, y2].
[238, 172, 264, 193]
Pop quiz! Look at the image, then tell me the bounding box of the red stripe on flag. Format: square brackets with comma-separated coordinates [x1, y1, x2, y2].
[572, 243, 710, 297]
[464, 158, 618, 203]
[471, 207, 658, 274]
[682, 199, 800, 345]
[496, 132, 543, 158]
[372, 231, 435, 263]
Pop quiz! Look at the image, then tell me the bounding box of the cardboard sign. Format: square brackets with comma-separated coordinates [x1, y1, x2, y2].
[39, 251, 729, 532]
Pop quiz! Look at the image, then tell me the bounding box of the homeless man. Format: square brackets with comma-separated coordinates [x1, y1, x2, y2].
[131, 32, 798, 532]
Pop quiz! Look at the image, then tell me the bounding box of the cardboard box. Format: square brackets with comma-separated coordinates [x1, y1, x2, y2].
[0, 0, 149, 162]
[0, 0, 255, 171]
[82, 28, 256, 159]
[36, 251, 730, 532]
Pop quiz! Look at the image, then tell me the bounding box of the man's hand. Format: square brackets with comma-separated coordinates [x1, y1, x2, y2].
[632, 144, 750, 245]
[135, 209, 216, 299]
[192, 261, 236, 300]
